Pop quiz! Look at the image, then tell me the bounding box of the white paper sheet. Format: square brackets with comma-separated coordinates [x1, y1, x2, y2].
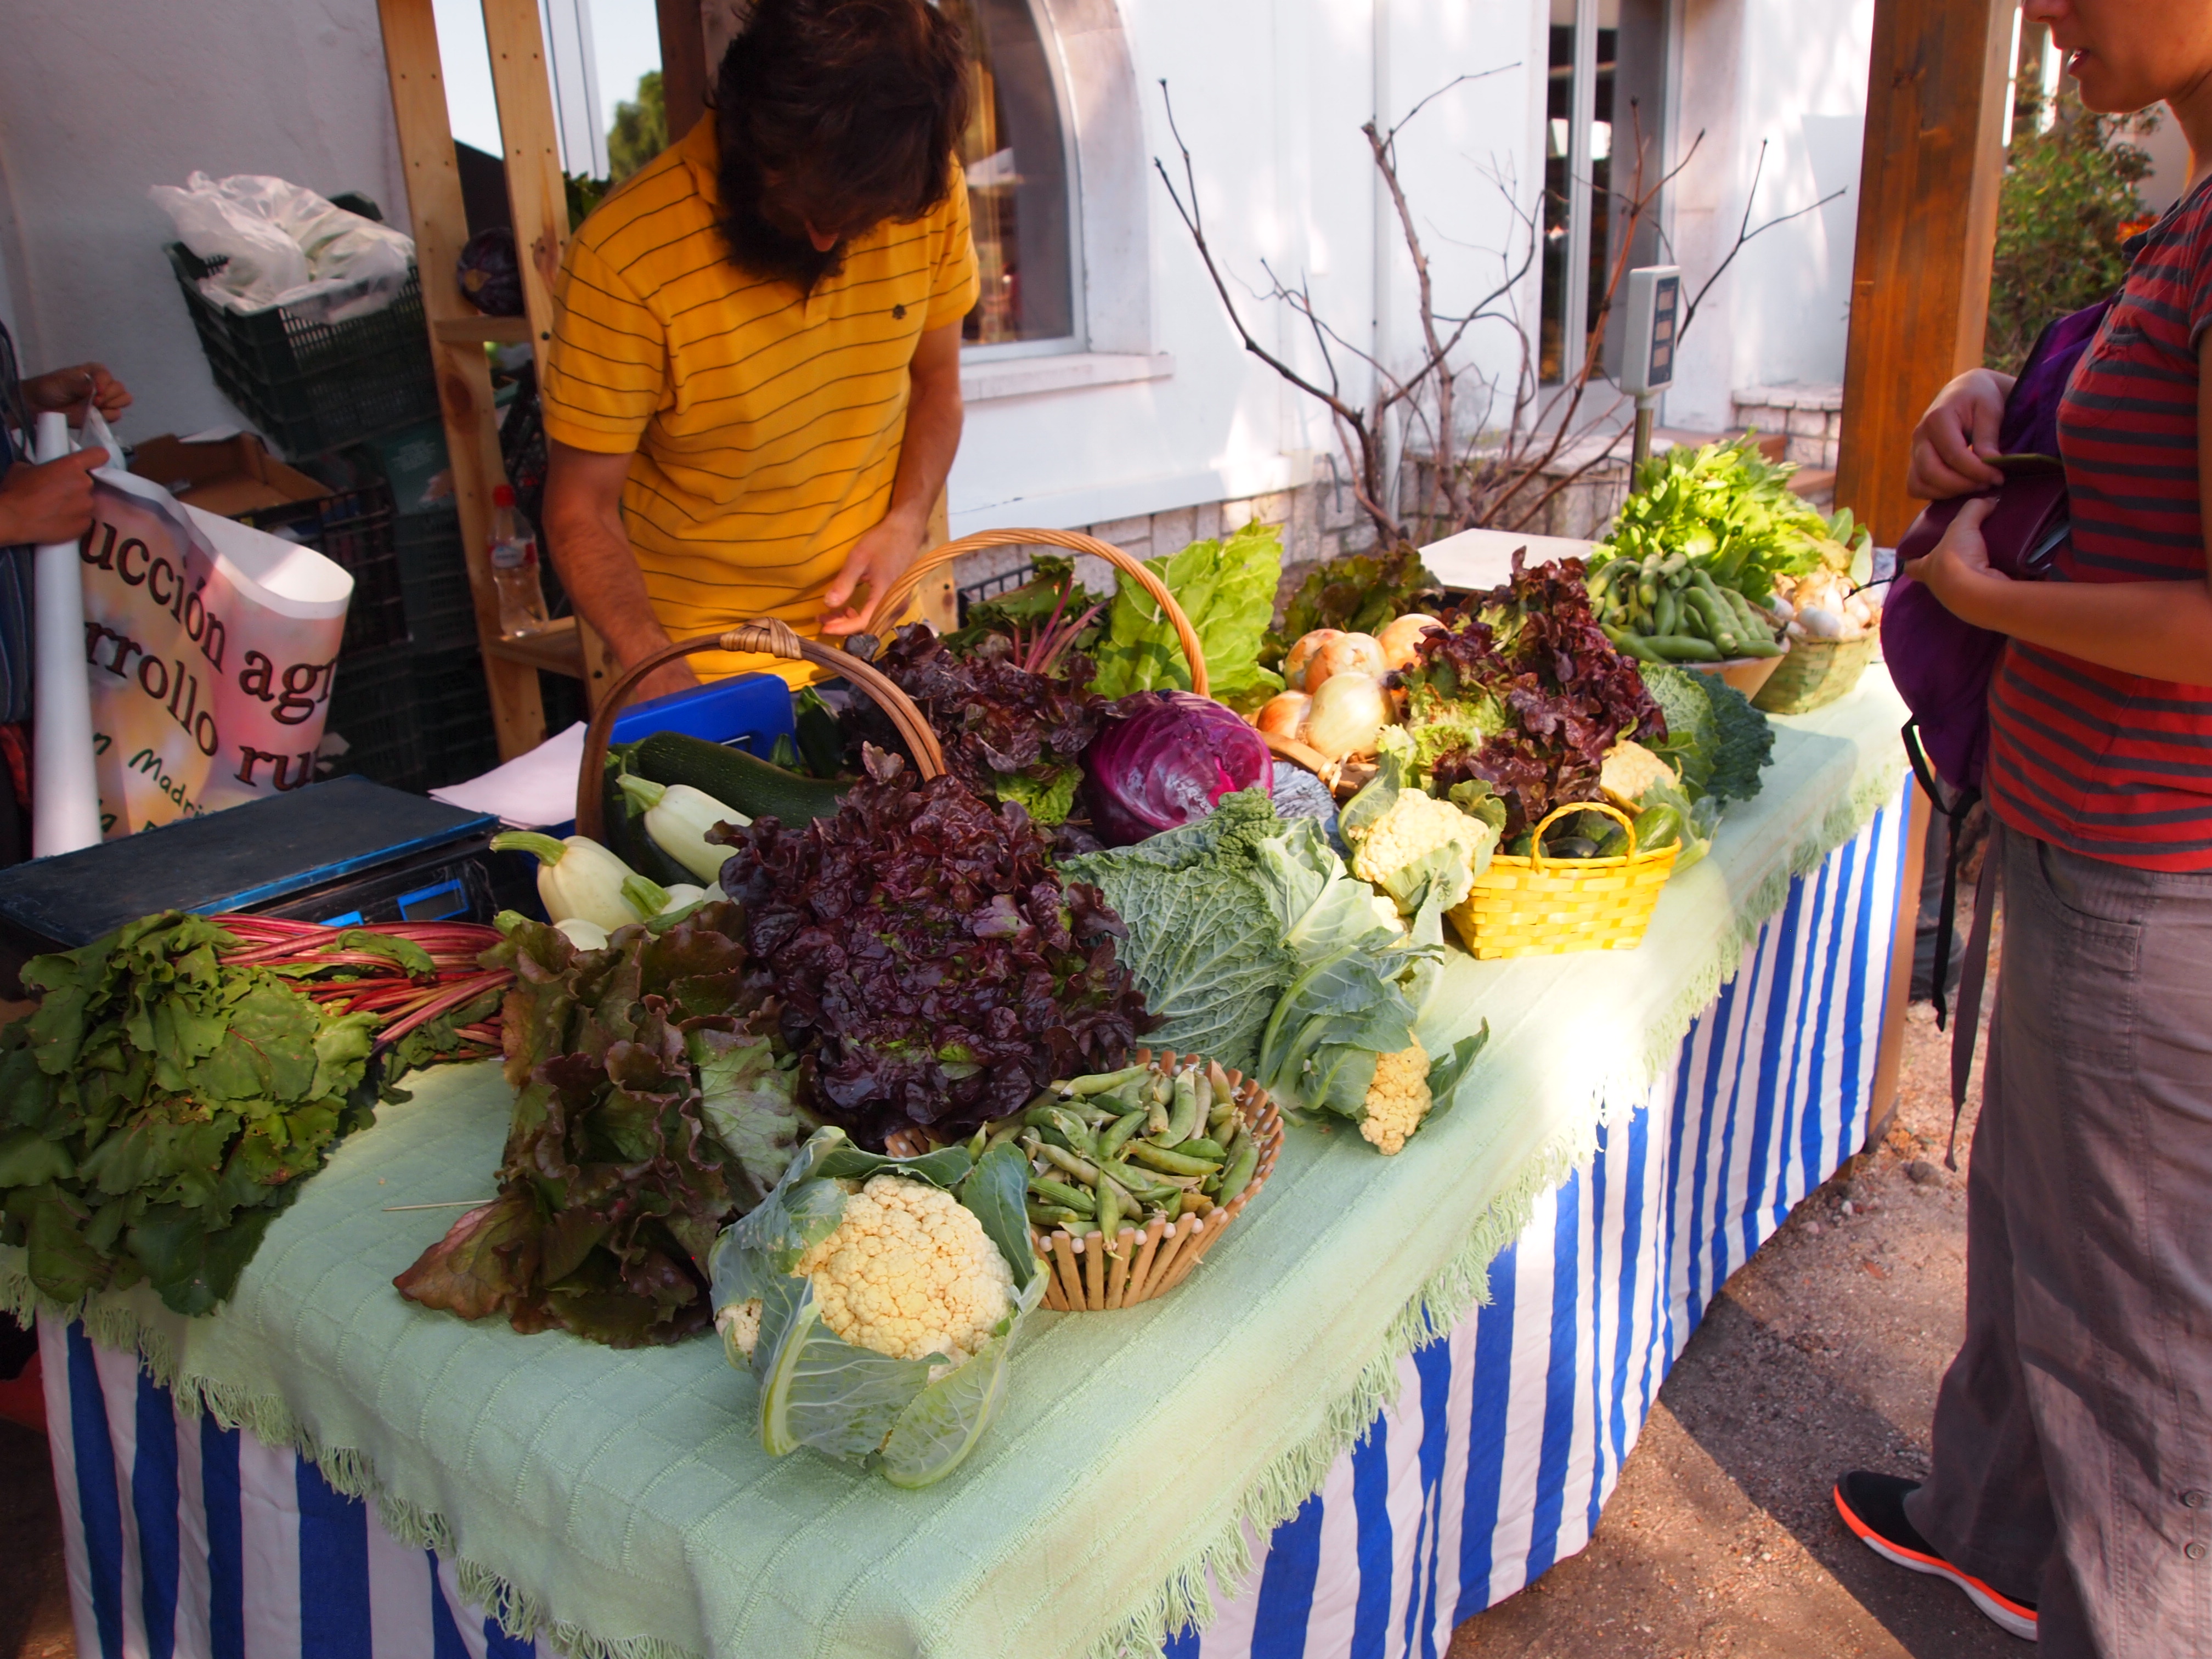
[428, 721, 587, 828]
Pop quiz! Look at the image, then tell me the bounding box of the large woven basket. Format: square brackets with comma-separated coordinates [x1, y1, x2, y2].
[570, 531, 1211, 836]
[1032, 1049, 1284, 1313]
[1751, 633, 1877, 715]
[1449, 802, 1678, 960]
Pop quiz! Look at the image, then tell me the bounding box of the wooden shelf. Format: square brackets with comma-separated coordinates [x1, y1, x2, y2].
[484, 616, 586, 676]
[432, 315, 535, 345]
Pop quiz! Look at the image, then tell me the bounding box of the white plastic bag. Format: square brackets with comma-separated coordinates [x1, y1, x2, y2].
[150, 172, 415, 323]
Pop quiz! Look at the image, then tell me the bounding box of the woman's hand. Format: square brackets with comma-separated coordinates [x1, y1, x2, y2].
[22, 363, 131, 424]
[1902, 496, 2006, 625]
[820, 506, 927, 637]
[1908, 369, 2013, 499]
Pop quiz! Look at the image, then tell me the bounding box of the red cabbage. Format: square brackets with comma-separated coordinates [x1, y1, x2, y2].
[1081, 691, 1274, 846]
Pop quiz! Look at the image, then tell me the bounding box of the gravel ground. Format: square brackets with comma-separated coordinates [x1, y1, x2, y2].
[0, 998, 1999, 1659]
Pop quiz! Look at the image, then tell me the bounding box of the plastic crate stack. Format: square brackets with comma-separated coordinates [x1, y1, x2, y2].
[167, 245, 505, 794]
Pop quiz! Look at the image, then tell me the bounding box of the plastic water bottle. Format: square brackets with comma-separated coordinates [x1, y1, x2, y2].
[488, 484, 548, 635]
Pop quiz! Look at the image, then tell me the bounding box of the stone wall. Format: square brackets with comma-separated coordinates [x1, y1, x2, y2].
[1731, 385, 1844, 469]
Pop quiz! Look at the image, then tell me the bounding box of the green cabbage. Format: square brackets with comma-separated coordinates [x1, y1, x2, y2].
[1059, 789, 1294, 1072]
[709, 1128, 1044, 1488]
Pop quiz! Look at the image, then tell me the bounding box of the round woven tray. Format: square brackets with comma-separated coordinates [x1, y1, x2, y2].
[1031, 1048, 1284, 1313]
[1751, 633, 1876, 715]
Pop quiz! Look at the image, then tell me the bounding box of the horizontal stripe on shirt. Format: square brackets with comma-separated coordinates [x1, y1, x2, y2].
[538, 113, 979, 682]
[1983, 175, 2212, 870]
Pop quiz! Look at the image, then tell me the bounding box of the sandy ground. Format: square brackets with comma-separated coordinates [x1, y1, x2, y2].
[0, 1003, 2000, 1659]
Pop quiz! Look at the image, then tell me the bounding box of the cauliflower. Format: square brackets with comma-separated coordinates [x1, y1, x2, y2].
[1358, 1041, 1431, 1155]
[716, 1297, 764, 1358]
[1600, 740, 1678, 810]
[786, 1174, 1015, 1364]
[1349, 788, 1491, 913]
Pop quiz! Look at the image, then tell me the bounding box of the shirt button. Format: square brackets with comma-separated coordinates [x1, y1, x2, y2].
[2188, 1492, 2209, 1510]
[2187, 1542, 2207, 1562]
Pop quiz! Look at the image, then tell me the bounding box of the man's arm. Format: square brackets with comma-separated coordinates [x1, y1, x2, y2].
[541, 442, 701, 701]
[1903, 332, 2212, 684]
[820, 320, 964, 635]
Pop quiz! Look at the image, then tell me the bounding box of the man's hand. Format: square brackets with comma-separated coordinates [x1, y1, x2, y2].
[22, 363, 131, 424]
[0, 450, 105, 547]
[820, 505, 928, 636]
[1908, 369, 2012, 499]
[542, 438, 702, 701]
[1901, 496, 2002, 624]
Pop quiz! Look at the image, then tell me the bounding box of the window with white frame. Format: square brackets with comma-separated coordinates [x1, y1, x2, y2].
[943, 0, 1081, 352]
[1540, 0, 1667, 386]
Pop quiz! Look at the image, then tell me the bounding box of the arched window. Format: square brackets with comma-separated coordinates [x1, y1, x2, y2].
[943, 0, 1079, 349]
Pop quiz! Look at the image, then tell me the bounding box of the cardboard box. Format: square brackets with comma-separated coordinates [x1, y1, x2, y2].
[128, 432, 330, 519]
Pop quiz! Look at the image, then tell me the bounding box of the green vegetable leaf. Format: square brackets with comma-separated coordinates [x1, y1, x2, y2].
[1090, 523, 1286, 702]
[1062, 791, 1296, 1073]
[1702, 674, 1776, 804]
[755, 1276, 933, 1464]
[992, 764, 1081, 827]
[0, 1127, 74, 1187]
[12, 1184, 109, 1304]
[955, 1142, 1043, 1297]
[688, 1027, 805, 1208]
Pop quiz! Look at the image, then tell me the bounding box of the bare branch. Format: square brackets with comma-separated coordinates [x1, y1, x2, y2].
[1677, 138, 1847, 341]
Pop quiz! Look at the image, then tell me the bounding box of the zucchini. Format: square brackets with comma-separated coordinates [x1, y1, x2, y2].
[601, 748, 695, 888]
[630, 730, 849, 825]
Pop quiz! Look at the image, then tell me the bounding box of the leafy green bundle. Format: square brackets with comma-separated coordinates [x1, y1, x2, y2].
[1088, 522, 1286, 708]
[1593, 438, 1827, 606]
[0, 913, 388, 1313]
[1640, 663, 1774, 808]
[394, 902, 806, 1348]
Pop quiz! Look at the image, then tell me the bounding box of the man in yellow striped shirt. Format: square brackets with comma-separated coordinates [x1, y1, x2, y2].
[540, 0, 978, 695]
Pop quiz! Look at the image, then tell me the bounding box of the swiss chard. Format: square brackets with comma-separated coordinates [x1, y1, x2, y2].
[394, 902, 804, 1347]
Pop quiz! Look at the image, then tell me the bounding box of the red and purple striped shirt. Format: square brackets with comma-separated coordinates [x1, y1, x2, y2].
[1985, 178, 2212, 870]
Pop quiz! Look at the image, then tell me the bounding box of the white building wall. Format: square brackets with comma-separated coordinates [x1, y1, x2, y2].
[1663, 0, 1873, 433]
[0, 0, 410, 444]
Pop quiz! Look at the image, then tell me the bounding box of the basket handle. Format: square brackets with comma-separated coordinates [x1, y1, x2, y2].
[867, 528, 1210, 698]
[1527, 800, 1639, 869]
[572, 618, 945, 840]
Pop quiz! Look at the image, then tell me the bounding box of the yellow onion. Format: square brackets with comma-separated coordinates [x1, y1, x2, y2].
[1376, 613, 1444, 671]
[1283, 629, 1344, 690]
[1303, 672, 1390, 759]
[1306, 632, 1387, 691]
[1254, 690, 1312, 742]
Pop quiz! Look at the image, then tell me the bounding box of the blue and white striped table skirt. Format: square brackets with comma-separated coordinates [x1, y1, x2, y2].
[40, 792, 1912, 1659]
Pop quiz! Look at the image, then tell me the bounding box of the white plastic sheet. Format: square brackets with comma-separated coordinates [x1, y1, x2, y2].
[149, 172, 415, 323]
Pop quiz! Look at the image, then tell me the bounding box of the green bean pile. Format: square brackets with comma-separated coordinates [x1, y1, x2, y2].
[978, 1057, 1262, 1246]
[1588, 552, 1785, 665]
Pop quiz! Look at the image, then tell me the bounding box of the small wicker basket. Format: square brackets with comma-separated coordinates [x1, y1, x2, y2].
[1449, 801, 1678, 960]
[1751, 634, 1877, 715]
[1032, 1048, 1284, 1313]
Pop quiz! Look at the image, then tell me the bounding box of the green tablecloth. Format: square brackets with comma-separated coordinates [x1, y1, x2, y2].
[4, 672, 1910, 1659]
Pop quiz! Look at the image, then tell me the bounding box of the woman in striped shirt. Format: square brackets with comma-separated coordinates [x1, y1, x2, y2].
[1833, 4, 2212, 1652]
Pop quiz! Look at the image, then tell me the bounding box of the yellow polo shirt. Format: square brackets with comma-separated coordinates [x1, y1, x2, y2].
[540, 116, 979, 681]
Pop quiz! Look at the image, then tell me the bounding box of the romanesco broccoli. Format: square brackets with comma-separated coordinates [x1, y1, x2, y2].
[1358, 1041, 1431, 1155]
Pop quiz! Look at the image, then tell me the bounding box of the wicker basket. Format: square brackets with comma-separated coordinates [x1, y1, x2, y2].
[1032, 1049, 1284, 1313]
[1752, 634, 1877, 715]
[872, 528, 1211, 696]
[1449, 802, 1678, 960]
[1684, 650, 1788, 702]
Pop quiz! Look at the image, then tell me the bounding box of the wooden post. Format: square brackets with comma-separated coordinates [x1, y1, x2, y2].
[657, 0, 709, 143]
[376, 0, 549, 761]
[1865, 778, 1933, 1149]
[1833, 0, 2016, 545]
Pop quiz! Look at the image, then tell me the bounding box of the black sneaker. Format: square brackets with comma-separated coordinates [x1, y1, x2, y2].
[1835, 1471, 2039, 1641]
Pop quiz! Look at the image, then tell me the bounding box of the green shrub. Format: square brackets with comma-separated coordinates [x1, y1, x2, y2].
[1985, 92, 2157, 374]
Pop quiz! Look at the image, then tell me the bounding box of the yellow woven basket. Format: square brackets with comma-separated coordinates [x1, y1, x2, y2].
[1449, 802, 1678, 960]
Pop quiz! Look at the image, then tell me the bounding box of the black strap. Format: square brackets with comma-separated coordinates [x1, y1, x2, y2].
[1901, 720, 1981, 1031]
[1944, 821, 2002, 1169]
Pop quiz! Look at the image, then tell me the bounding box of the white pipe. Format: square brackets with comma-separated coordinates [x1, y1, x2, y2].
[31, 411, 104, 856]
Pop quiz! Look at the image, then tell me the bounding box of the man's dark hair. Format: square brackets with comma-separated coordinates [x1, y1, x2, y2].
[714, 0, 970, 289]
